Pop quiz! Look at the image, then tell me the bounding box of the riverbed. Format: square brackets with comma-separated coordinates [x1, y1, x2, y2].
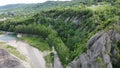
[0, 34, 46, 68]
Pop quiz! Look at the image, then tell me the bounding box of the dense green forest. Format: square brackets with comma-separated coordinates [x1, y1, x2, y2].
[0, 0, 120, 67]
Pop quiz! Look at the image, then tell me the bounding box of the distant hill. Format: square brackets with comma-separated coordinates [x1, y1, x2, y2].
[0, 1, 71, 15]
[0, 0, 115, 17]
[0, 0, 115, 10]
[0, 4, 24, 9]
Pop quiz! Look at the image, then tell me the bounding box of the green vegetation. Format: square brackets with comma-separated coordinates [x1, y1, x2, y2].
[0, 31, 3, 35]
[6, 45, 26, 61]
[0, 0, 117, 18]
[112, 41, 120, 68]
[44, 52, 54, 68]
[97, 56, 106, 68]
[20, 36, 50, 51]
[0, 0, 120, 67]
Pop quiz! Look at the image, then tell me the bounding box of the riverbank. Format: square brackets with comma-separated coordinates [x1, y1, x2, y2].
[0, 34, 47, 68]
[20, 35, 51, 51]
[7, 40, 46, 68]
[19, 35, 53, 68]
[0, 32, 63, 68]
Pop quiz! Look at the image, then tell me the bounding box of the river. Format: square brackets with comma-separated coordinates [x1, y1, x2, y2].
[0, 33, 63, 68]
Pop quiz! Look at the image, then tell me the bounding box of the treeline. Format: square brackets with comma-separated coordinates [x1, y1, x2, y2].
[0, 21, 70, 66]
[72, 0, 117, 5]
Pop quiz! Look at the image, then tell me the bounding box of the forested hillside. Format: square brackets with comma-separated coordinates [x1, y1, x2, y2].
[0, 0, 117, 17]
[0, 0, 120, 68]
[0, 1, 71, 17]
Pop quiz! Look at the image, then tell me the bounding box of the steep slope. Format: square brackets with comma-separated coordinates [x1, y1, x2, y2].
[67, 29, 120, 68]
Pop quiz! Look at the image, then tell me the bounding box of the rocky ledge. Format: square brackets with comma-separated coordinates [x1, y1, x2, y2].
[0, 49, 24, 68]
[67, 29, 120, 68]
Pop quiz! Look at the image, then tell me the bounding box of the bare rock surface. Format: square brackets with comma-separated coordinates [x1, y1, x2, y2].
[67, 29, 120, 68]
[0, 49, 24, 68]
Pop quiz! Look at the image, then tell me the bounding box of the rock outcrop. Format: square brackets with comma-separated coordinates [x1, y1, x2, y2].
[0, 49, 24, 68]
[67, 29, 120, 68]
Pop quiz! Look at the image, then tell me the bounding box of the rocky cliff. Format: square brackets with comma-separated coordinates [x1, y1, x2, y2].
[0, 49, 24, 68]
[67, 29, 120, 68]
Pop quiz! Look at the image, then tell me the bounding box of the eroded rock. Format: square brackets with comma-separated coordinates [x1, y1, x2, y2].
[67, 29, 120, 68]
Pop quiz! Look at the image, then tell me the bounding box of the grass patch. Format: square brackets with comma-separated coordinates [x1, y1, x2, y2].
[44, 52, 54, 68]
[20, 35, 51, 51]
[0, 43, 26, 61]
[0, 31, 3, 35]
[6, 45, 26, 61]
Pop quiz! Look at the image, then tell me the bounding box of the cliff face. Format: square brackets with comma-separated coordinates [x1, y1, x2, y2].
[0, 49, 24, 68]
[67, 29, 120, 68]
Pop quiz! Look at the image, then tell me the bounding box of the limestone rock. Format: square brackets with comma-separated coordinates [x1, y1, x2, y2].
[67, 29, 120, 68]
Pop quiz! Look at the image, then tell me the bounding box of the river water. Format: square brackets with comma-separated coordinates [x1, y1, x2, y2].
[0, 34, 17, 41]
